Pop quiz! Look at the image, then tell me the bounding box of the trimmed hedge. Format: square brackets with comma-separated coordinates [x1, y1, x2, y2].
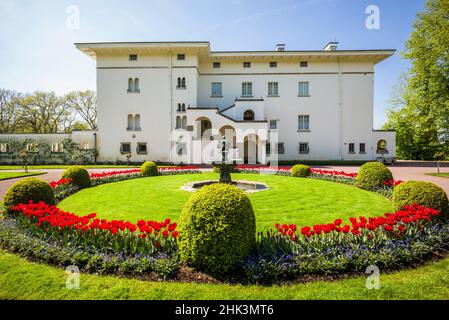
[291, 164, 311, 177]
[3, 178, 55, 213]
[179, 183, 256, 274]
[141, 161, 158, 177]
[393, 181, 449, 214]
[62, 166, 91, 189]
[355, 162, 393, 191]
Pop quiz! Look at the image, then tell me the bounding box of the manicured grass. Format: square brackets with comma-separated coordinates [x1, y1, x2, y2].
[427, 172, 449, 178]
[0, 171, 45, 181]
[1, 249, 448, 299]
[58, 173, 392, 230]
[0, 165, 141, 170]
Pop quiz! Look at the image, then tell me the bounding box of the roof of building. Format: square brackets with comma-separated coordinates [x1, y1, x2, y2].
[75, 41, 395, 64]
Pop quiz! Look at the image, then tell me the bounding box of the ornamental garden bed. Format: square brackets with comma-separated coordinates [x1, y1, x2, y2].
[1, 162, 448, 285]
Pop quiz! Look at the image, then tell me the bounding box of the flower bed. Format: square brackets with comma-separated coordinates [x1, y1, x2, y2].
[12, 201, 178, 255]
[51, 166, 201, 202]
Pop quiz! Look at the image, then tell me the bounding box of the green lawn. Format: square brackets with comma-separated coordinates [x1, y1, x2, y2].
[58, 173, 393, 230]
[0, 165, 140, 170]
[1, 249, 448, 299]
[427, 172, 449, 178]
[0, 171, 45, 181]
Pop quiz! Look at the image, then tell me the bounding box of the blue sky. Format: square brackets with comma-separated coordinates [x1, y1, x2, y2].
[0, 0, 426, 128]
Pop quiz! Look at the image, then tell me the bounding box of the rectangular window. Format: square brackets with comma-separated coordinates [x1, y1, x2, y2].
[359, 143, 366, 153]
[299, 142, 309, 154]
[298, 82, 310, 97]
[300, 61, 308, 68]
[243, 62, 251, 68]
[276, 143, 284, 155]
[129, 54, 138, 61]
[51, 143, 64, 153]
[267, 82, 279, 96]
[269, 120, 278, 130]
[349, 143, 355, 153]
[26, 143, 38, 153]
[211, 82, 222, 97]
[177, 54, 185, 60]
[120, 143, 131, 154]
[242, 82, 252, 97]
[213, 62, 221, 68]
[269, 61, 277, 68]
[266, 142, 271, 155]
[137, 143, 147, 155]
[298, 115, 310, 131]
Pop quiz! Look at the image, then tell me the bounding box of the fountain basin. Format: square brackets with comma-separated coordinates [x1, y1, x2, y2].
[181, 180, 270, 193]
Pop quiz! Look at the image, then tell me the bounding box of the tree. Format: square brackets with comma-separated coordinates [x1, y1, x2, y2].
[17, 91, 76, 133]
[65, 90, 97, 130]
[0, 89, 21, 133]
[386, 0, 449, 160]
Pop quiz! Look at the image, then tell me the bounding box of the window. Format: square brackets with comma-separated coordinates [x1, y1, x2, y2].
[129, 54, 138, 61]
[377, 140, 388, 154]
[177, 54, 185, 60]
[269, 120, 278, 130]
[359, 143, 366, 153]
[266, 142, 271, 155]
[213, 62, 221, 68]
[137, 143, 147, 155]
[182, 116, 187, 129]
[51, 143, 64, 153]
[134, 114, 141, 130]
[127, 114, 134, 130]
[243, 62, 251, 68]
[177, 77, 186, 89]
[127, 78, 140, 93]
[176, 116, 181, 129]
[269, 61, 277, 68]
[242, 82, 252, 97]
[0, 143, 10, 153]
[299, 142, 309, 154]
[276, 143, 285, 155]
[349, 143, 355, 153]
[298, 115, 310, 131]
[300, 61, 308, 68]
[182, 103, 186, 112]
[211, 82, 222, 97]
[177, 103, 181, 112]
[120, 143, 131, 154]
[298, 81, 310, 97]
[268, 82, 279, 96]
[243, 110, 255, 121]
[82, 141, 90, 150]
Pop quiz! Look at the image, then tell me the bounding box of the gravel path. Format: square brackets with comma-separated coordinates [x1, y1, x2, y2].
[1, 161, 449, 201]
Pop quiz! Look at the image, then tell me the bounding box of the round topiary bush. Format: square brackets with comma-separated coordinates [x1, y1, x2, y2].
[393, 180, 448, 214]
[140, 161, 158, 177]
[62, 166, 91, 189]
[3, 178, 55, 213]
[291, 164, 311, 177]
[355, 162, 393, 191]
[178, 183, 256, 274]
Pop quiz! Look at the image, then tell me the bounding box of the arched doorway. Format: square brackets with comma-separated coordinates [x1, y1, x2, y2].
[195, 117, 212, 139]
[244, 134, 259, 164]
[243, 110, 255, 121]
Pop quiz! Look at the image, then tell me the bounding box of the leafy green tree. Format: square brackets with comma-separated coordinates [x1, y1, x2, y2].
[385, 0, 449, 160]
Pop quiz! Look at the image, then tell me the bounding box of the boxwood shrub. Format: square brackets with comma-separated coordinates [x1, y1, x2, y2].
[3, 178, 55, 213]
[355, 162, 393, 191]
[291, 164, 311, 177]
[178, 183, 256, 274]
[393, 180, 449, 214]
[141, 161, 158, 177]
[62, 166, 91, 189]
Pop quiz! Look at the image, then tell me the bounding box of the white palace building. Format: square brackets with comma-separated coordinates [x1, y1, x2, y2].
[0, 41, 397, 165]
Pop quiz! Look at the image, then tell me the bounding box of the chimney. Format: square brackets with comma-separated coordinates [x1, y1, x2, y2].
[275, 43, 285, 52]
[324, 42, 338, 51]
